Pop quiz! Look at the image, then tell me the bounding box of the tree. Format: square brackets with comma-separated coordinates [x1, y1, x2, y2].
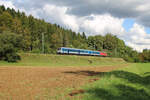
[50, 32, 63, 50]
[0, 5, 5, 12]
[82, 32, 86, 39]
[62, 32, 69, 47]
[139, 49, 150, 62]
[0, 31, 21, 62]
[103, 34, 117, 51]
[94, 35, 104, 50]
[0, 12, 13, 32]
[88, 36, 96, 50]
[11, 18, 23, 34]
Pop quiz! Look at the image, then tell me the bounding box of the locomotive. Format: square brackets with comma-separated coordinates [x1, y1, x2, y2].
[57, 47, 107, 56]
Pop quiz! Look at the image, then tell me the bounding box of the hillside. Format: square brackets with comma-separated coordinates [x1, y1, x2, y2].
[0, 5, 149, 63]
[0, 53, 126, 67]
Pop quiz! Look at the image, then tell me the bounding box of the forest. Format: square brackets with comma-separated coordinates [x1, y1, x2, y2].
[0, 5, 150, 62]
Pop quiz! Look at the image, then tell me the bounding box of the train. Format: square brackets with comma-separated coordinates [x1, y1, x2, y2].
[57, 47, 107, 56]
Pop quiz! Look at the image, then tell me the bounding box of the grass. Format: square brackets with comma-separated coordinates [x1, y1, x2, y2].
[80, 63, 150, 100]
[0, 53, 126, 67]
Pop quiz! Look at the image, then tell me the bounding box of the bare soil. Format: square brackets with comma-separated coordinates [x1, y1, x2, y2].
[0, 64, 128, 100]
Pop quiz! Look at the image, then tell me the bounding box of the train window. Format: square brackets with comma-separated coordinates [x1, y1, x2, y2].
[62, 48, 67, 51]
[70, 49, 76, 52]
[71, 49, 74, 52]
[95, 52, 99, 54]
[69, 49, 78, 52]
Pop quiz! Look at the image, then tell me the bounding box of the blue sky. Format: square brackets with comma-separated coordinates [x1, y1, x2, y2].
[123, 19, 135, 32]
[145, 28, 150, 34]
[123, 19, 150, 34]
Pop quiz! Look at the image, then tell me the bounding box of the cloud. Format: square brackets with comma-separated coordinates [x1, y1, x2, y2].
[13, 0, 150, 28]
[66, 0, 141, 17]
[136, 13, 150, 27]
[79, 14, 125, 36]
[40, 4, 79, 32]
[40, 5, 125, 36]
[122, 23, 150, 52]
[0, 0, 16, 9]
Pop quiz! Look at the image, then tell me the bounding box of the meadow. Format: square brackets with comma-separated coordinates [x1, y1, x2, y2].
[0, 53, 126, 67]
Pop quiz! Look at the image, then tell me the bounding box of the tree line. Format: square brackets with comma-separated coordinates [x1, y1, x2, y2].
[0, 5, 150, 62]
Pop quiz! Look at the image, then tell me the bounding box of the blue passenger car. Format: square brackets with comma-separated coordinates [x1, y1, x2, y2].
[57, 47, 101, 56]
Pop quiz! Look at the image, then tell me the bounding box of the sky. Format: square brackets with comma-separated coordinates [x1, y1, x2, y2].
[0, 0, 150, 52]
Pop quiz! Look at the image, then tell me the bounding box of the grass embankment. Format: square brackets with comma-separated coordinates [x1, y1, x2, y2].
[80, 63, 150, 100]
[0, 53, 126, 67]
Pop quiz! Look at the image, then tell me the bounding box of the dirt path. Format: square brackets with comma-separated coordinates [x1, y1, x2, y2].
[0, 64, 128, 100]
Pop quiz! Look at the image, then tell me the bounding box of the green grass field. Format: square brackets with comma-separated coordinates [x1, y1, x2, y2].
[80, 63, 150, 100]
[0, 53, 126, 67]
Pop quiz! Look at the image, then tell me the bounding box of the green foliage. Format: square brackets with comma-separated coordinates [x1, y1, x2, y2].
[103, 34, 117, 50]
[5, 51, 21, 62]
[139, 49, 150, 62]
[123, 56, 134, 62]
[0, 31, 21, 62]
[0, 11, 13, 32]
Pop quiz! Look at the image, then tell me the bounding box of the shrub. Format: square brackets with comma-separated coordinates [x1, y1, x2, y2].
[5, 53, 21, 62]
[123, 56, 134, 62]
[0, 31, 21, 62]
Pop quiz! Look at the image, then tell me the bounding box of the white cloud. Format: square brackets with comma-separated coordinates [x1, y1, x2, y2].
[80, 14, 125, 36]
[41, 6, 125, 37]
[0, 0, 16, 9]
[123, 23, 150, 52]
[26, 8, 41, 18]
[42, 4, 79, 32]
[0, 0, 40, 18]
[130, 24, 146, 37]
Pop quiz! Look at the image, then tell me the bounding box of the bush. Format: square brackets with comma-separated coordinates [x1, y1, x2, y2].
[123, 56, 134, 62]
[0, 31, 21, 62]
[5, 53, 21, 62]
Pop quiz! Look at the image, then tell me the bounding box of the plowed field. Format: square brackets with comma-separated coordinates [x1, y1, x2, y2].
[0, 65, 128, 100]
